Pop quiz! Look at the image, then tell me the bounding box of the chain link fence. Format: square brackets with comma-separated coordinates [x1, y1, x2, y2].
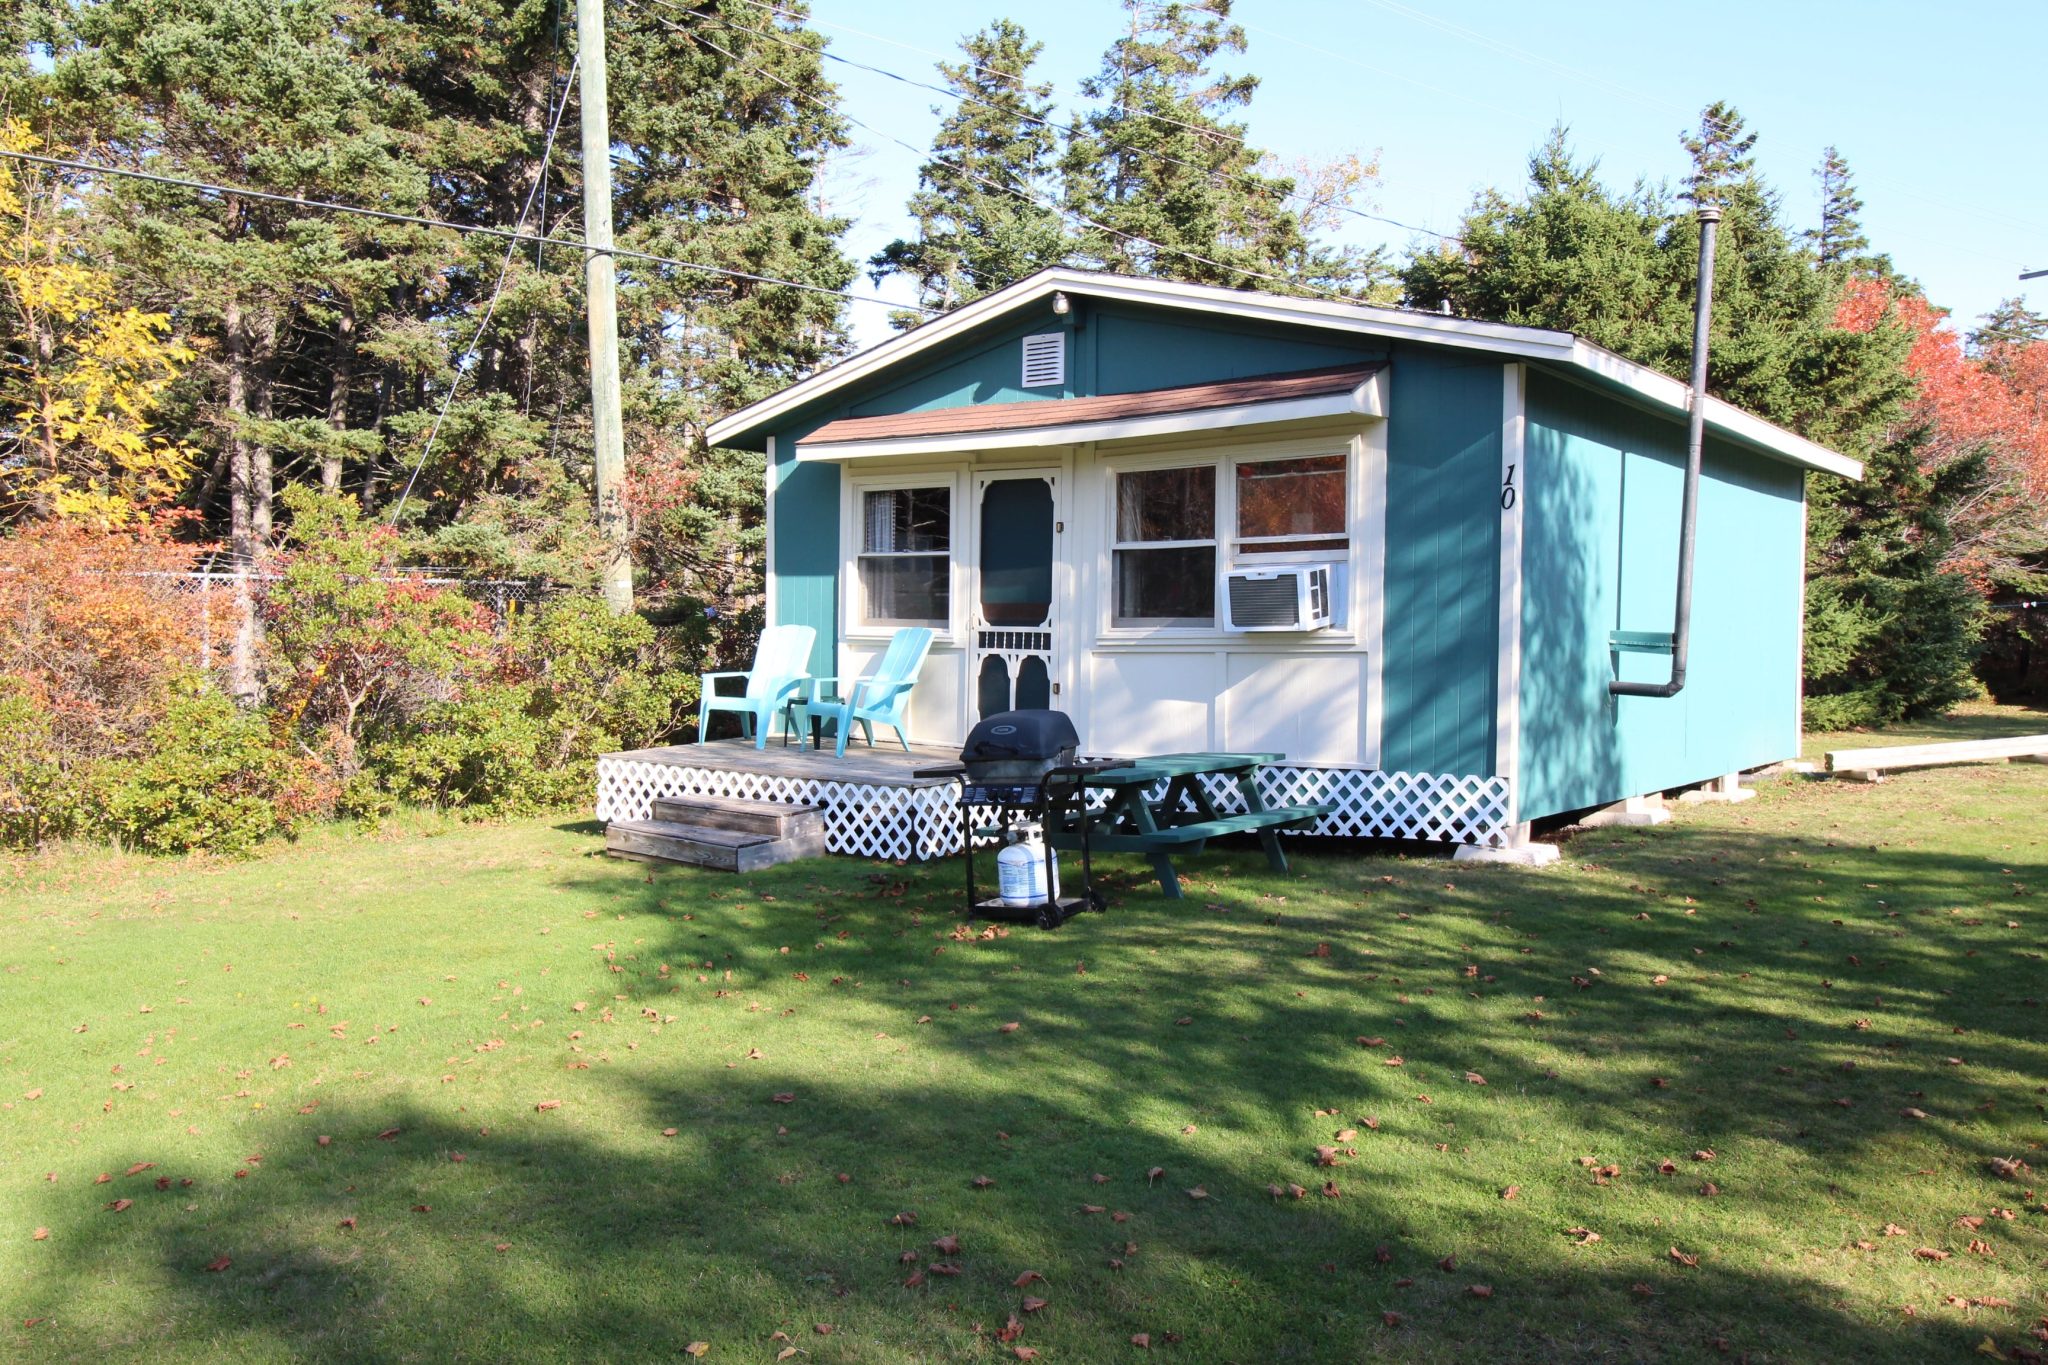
[147, 565, 563, 668]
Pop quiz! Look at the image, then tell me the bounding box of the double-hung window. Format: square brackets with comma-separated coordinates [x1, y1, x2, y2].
[1112, 448, 1351, 628]
[1113, 465, 1217, 627]
[857, 486, 950, 627]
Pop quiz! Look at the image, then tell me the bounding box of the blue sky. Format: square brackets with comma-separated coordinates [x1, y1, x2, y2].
[807, 0, 2043, 348]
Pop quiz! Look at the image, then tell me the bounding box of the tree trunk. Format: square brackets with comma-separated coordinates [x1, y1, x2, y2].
[250, 308, 277, 543]
[323, 309, 355, 493]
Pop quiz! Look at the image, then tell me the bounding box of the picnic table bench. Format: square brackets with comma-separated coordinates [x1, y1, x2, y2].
[1043, 751, 1328, 899]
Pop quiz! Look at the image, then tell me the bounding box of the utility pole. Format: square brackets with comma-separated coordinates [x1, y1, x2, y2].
[578, 0, 633, 613]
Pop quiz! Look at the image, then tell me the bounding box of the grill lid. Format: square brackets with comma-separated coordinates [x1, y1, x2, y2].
[961, 709, 1080, 764]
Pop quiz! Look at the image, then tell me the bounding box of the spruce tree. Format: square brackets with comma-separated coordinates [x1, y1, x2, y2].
[1061, 0, 1378, 296]
[1402, 110, 1983, 727]
[869, 20, 1072, 320]
[1971, 297, 2048, 351]
[1809, 146, 1873, 267]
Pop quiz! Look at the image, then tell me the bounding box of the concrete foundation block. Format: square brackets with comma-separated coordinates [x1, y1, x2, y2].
[1453, 841, 1562, 866]
[1576, 795, 1672, 828]
[1676, 773, 1757, 805]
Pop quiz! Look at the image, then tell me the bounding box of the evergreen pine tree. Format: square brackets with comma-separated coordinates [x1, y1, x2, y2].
[1678, 99, 1756, 209]
[1809, 146, 1872, 267]
[1971, 297, 2048, 351]
[1061, 0, 1377, 296]
[869, 20, 1073, 320]
[1403, 111, 1982, 727]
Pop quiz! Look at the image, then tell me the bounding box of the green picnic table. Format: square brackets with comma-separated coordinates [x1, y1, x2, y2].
[1043, 751, 1329, 899]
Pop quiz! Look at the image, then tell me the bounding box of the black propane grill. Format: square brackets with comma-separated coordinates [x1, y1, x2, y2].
[914, 710, 1126, 929]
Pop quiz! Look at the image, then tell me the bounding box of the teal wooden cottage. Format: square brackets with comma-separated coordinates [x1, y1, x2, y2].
[669, 268, 1856, 859]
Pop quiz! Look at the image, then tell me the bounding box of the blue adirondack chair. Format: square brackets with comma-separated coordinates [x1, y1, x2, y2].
[696, 624, 815, 750]
[812, 627, 935, 758]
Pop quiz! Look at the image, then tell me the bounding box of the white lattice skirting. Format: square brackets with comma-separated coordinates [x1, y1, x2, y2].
[595, 758, 1513, 862]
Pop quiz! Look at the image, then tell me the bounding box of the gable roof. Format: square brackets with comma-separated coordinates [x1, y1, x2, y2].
[796, 362, 1385, 461]
[707, 267, 1861, 480]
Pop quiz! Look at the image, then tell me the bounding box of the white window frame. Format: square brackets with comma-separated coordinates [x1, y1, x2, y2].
[842, 470, 963, 640]
[1100, 435, 1359, 637]
[1230, 450, 1352, 563]
[1109, 461, 1220, 629]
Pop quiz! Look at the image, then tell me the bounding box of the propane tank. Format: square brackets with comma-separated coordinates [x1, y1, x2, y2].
[996, 824, 1059, 907]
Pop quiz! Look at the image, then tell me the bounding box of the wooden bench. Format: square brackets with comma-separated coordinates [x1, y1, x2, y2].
[1825, 734, 2048, 782]
[1044, 752, 1330, 898]
[1069, 804, 1326, 851]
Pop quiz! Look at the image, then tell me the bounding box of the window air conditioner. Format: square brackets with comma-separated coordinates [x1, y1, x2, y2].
[1223, 564, 1334, 632]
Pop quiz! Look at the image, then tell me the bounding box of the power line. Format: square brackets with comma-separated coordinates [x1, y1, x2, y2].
[628, 0, 1366, 304]
[391, 54, 583, 521]
[0, 148, 928, 312]
[650, 0, 1459, 245]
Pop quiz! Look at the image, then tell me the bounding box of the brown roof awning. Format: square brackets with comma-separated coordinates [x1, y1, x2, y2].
[796, 361, 1386, 459]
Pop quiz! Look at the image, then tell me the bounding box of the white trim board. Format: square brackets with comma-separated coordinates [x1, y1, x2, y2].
[711, 266, 1861, 481]
[1495, 365, 1527, 827]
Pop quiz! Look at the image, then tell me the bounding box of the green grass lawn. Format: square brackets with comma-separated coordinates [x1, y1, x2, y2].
[4, 709, 2045, 1363]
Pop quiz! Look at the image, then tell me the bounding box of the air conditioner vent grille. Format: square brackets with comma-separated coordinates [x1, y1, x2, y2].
[1227, 575, 1302, 628]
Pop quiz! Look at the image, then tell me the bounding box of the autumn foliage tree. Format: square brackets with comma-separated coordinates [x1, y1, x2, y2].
[0, 517, 218, 839]
[1834, 278, 2048, 582]
[0, 121, 199, 524]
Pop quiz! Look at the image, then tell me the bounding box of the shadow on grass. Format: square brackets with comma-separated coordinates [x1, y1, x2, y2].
[21, 824, 2046, 1363]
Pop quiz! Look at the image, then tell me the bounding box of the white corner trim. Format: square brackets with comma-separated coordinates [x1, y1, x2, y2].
[1496, 364, 1527, 828]
[763, 436, 779, 624]
[1357, 423, 1389, 771]
[793, 382, 1384, 462]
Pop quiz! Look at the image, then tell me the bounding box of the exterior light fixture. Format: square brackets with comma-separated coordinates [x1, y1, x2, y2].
[1051, 291, 1070, 315]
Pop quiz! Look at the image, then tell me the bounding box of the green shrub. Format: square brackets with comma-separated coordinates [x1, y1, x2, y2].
[362, 598, 690, 819]
[102, 682, 300, 856]
[370, 681, 559, 816]
[514, 596, 689, 769]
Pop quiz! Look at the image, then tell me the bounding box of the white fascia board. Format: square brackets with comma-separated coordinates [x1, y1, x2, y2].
[1565, 341, 1863, 480]
[711, 268, 1558, 448]
[794, 379, 1384, 463]
[710, 265, 1859, 482]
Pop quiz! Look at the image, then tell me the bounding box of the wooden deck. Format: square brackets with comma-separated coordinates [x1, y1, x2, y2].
[595, 738, 969, 859]
[601, 737, 963, 787]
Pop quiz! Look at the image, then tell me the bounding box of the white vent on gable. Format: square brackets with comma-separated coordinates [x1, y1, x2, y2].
[1021, 332, 1065, 389]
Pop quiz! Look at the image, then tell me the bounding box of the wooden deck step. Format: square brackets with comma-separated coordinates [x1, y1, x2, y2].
[605, 817, 826, 873]
[649, 793, 823, 839]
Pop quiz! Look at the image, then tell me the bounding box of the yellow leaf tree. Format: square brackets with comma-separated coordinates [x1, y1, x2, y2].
[1, 120, 198, 524]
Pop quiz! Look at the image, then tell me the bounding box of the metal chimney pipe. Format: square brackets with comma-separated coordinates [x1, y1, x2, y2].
[1610, 204, 1721, 698]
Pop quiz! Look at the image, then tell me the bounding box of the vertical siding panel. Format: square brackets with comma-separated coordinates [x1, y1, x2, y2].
[1378, 345, 1502, 777]
[1517, 371, 1804, 819]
